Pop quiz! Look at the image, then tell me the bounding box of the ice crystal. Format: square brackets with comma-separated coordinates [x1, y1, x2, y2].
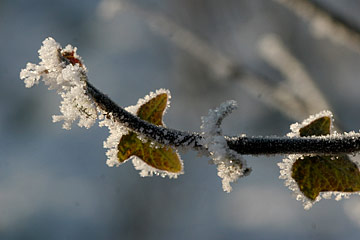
[20, 37, 97, 130]
[279, 154, 320, 210]
[98, 111, 128, 167]
[201, 100, 250, 192]
[132, 157, 182, 179]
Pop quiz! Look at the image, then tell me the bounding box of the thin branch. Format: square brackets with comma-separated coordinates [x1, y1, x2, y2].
[309, 0, 360, 35]
[257, 33, 343, 128]
[86, 81, 360, 156]
[86, 82, 202, 149]
[274, 0, 360, 54]
[227, 135, 360, 155]
[97, 0, 319, 122]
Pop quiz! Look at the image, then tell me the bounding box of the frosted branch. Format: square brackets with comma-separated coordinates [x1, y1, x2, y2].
[20, 37, 97, 130]
[86, 82, 201, 150]
[86, 81, 360, 155]
[20, 37, 360, 163]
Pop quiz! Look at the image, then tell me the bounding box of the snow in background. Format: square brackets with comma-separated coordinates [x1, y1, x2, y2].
[2, 0, 360, 239]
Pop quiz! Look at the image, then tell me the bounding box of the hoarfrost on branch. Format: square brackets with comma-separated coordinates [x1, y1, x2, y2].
[200, 100, 250, 192]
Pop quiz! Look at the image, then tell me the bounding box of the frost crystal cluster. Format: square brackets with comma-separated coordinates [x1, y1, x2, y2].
[201, 100, 250, 192]
[20, 37, 97, 130]
[20, 37, 183, 179]
[98, 111, 127, 167]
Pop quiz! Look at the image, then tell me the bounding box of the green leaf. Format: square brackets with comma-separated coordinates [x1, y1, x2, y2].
[117, 93, 183, 173]
[292, 155, 360, 200]
[291, 116, 360, 200]
[299, 116, 331, 136]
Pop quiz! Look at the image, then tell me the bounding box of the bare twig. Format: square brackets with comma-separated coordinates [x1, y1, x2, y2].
[258, 34, 332, 118]
[97, 0, 322, 122]
[274, 0, 360, 54]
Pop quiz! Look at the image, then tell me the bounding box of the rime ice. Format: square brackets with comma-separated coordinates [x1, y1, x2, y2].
[98, 111, 128, 167]
[201, 100, 250, 192]
[20, 37, 97, 130]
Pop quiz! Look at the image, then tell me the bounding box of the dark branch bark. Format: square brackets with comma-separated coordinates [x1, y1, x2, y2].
[86, 82, 360, 156]
[226, 136, 360, 155]
[86, 82, 202, 148]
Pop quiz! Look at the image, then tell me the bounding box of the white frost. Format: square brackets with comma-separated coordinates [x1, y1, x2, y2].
[20, 37, 97, 130]
[21, 37, 182, 179]
[201, 100, 249, 193]
[98, 111, 129, 167]
[278, 154, 320, 210]
[132, 156, 182, 179]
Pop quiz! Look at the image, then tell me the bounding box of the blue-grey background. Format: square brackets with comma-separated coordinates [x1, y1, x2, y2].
[2, 0, 360, 239]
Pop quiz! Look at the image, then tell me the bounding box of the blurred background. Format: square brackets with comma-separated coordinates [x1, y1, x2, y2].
[2, 0, 360, 239]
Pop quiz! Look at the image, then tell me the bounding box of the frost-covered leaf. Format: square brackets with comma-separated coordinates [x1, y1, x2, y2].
[299, 116, 331, 136]
[292, 155, 360, 201]
[279, 110, 360, 209]
[292, 116, 360, 200]
[117, 93, 183, 174]
[118, 132, 182, 173]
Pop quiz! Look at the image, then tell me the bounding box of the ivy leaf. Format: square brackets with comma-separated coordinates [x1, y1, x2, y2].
[299, 116, 331, 137]
[117, 92, 183, 174]
[291, 155, 360, 201]
[291, 116, 360, 201]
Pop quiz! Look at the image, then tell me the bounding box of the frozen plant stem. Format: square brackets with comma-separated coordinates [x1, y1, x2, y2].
[20, 37, 360, 157]
[21, 37, 360, 204]
[86, 82, 201, 149]
[86, 82, 360, 156]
